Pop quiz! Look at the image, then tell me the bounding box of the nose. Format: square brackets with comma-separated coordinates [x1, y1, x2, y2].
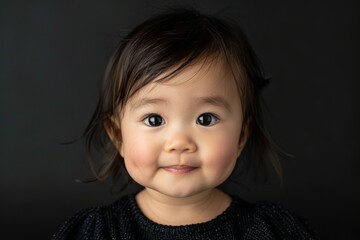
[164, 131, 197, 153]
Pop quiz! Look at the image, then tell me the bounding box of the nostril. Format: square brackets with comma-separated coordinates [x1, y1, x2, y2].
[164, 136, 197, 153]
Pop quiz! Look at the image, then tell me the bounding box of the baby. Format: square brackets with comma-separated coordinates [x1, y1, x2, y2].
[53, 8, 317, 240]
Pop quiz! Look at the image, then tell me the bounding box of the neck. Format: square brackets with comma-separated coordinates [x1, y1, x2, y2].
[135, 188, 231, 226]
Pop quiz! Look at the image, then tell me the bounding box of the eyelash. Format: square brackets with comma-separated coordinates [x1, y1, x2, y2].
[142, 113, 219, 127]
[142, 114, 165, 127]
[196, 113, 219, 126]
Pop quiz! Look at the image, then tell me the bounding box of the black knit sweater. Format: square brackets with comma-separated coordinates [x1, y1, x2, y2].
[52, 194, 317, 239]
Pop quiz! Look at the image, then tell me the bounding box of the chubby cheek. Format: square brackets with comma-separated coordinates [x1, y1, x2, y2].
[120, 136, 159, 183]
[203, 134, 240, 182]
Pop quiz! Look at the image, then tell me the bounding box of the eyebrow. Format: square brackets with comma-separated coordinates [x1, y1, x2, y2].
[196, 96, 232, 111]
[130, 96, 232, 111]
[130, 98, 167, 110]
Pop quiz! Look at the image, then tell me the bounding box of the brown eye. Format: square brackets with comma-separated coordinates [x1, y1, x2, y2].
[143, 114, 165, 127]
[196, 113, 218, 126]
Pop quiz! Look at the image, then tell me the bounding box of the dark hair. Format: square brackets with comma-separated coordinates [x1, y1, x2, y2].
[83, 8, 282, 190]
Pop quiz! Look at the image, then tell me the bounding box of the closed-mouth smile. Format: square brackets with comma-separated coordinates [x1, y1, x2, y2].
[162, 165, 197, 174]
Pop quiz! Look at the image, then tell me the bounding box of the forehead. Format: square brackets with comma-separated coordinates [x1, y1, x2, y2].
[128, 59, 240, 108]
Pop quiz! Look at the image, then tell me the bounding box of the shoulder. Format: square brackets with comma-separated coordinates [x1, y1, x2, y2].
[52, 206, 105, 240]
[247, 201, 318, 239]
[52, 195, 132, 240]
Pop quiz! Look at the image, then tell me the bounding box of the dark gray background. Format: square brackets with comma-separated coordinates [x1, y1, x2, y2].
[1, 0, 359, 239]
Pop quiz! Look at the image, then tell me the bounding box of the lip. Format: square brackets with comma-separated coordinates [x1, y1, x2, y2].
[162, 165, 197, 174]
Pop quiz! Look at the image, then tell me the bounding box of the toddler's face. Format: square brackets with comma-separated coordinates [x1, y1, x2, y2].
[116, 60, 246, 198]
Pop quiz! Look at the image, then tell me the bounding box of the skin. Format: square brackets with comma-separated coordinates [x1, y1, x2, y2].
[108, 59, 248, 226]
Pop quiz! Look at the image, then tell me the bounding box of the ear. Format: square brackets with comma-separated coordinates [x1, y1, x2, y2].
[237, 118, 252, 157]
[104, 117, 124, 156]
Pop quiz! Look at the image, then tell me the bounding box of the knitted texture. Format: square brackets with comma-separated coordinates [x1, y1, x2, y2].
[52, 194, 317, 240]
